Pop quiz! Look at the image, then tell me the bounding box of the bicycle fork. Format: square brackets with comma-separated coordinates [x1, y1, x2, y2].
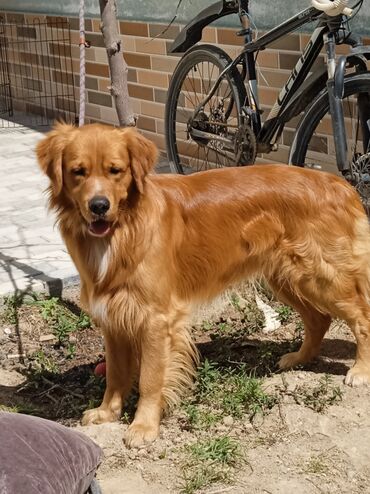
[324, 32, 350, 174]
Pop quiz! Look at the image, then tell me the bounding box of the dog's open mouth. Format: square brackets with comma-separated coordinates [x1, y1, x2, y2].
[88, 219, 112, 237]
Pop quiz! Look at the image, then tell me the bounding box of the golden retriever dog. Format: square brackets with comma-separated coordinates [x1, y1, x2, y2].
[37, 122, 370, 448]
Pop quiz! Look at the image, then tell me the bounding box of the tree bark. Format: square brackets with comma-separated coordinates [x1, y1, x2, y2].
[99, 0, 135, 126]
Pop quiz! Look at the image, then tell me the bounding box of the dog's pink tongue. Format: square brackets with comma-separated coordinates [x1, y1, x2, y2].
[89, 220, 111, 236]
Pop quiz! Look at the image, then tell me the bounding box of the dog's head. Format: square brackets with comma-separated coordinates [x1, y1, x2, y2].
[36, 122, 158, 237]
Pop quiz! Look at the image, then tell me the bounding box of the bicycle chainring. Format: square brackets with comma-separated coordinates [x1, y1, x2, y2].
[351, 152, 370, 215]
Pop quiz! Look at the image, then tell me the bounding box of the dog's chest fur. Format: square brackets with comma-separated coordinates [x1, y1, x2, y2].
[87, 240, 112, 283]
[80, 238, 151, 334]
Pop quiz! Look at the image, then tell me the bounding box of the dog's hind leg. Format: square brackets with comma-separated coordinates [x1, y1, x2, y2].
[268, 280, 332, 369]
[82, 331, 134, 425]
[337, 221, 370, 385]
[333, 296, 370, 386]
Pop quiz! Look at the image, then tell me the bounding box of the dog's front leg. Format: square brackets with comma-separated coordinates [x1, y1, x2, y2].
[124, 319, 169, 448]
[82, 330, 133, 425]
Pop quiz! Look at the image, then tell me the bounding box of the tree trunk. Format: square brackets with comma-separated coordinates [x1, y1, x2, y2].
[99, 0, 135, 126]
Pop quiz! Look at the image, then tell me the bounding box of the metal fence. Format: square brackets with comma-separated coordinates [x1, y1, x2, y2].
[0, 16, 77, 129]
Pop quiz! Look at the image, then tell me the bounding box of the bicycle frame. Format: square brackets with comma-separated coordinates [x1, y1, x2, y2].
[183, 0, 366, 166]
[194, 0, 336, 145]
[245, 17, 329, 151]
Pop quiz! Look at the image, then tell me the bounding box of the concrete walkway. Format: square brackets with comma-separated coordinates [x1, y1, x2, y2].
[0, 126, 79, 297]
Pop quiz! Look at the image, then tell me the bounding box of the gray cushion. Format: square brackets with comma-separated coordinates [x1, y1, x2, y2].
[0, 412, 103, 494]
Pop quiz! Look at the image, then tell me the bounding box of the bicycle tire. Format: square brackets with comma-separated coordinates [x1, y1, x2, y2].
[165, 44, 247, 174]
[289, 72, 370, 168]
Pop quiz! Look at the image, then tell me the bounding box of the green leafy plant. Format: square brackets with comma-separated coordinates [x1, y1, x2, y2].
[30, 349, 59, 375]
[33, 297, 91, 343]
[276, 304, 293, 324]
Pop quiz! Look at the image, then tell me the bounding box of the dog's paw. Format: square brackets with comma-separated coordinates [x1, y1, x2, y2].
[345, 366, 370, 386]
[124, 422, 159, 448]
[278, 351, 303, 370]
[82, 407, 120, 425]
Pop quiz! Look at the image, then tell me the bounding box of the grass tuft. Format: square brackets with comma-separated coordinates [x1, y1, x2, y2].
[292, 375, 343, 413]
[181, 436, 243, 493]
[32, 297, 91, 344]
[188, 436, 242, 464]
[183, 359, 278, 430]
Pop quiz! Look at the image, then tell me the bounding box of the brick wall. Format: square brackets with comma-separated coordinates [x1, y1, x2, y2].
[2, 10, 367, 171]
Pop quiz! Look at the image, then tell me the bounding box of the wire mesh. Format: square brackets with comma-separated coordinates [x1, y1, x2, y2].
[0, 16, 77, 129]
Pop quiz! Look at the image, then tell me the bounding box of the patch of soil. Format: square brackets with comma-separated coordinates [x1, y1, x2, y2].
[1, 284, 370, 494]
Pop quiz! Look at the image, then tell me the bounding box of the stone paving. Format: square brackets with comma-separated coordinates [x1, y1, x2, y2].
[0, 125, 171, 297]
[0, 126, 78, 297]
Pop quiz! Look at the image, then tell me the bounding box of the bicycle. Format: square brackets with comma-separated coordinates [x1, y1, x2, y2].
[164, 0, 370, 211]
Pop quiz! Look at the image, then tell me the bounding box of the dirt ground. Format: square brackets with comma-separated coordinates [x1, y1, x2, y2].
[1, 284, 370, 494]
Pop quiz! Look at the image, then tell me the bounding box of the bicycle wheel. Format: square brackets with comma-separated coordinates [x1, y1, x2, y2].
[165, 44, 250, 174]
[289, 73, 370, 210]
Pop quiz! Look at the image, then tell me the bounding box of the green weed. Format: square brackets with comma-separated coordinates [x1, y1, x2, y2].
[1, 293, 27, 324]
[200, 321, 213, 332]
[0, 403, 40, 415]
[181, 436, 242, 493]
[86, 398, 101, 410]
[256, 342, 277, 373]
[221, 371, 277, 419]
[33, 297, 91, 343]
[188, 436, 242, 464]
[293, 375, 343, 413]
[230, 292, 242, 311]
[66, 343, 76, 359]
[243, 302, 265, 334]
[181, 464, 228, 494]
[304, 453, 331, 475]
[184, 359, 278, 430]
[276, 304, 293, 324]
[30, 349, 59, 375]
[183, 402, 219, 429]
[197, 359, 220, 397]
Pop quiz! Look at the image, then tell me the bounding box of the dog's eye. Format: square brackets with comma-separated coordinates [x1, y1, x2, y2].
[109, 166, 121, 175]
[72, 168, 86, 177]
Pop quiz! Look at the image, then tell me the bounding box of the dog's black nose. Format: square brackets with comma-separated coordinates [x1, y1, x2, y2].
[88, 196, 110, 216]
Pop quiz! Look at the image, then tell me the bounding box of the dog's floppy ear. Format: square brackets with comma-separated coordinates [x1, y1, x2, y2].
[36, 122, 75, 196]
[122, 128, 158, 193]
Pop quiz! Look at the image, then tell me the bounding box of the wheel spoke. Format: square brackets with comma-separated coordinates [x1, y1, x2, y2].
[296, 75, 370, 215]
[166, 48, 245, 174]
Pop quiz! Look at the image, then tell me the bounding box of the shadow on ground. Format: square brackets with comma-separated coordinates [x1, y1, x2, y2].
[0, 331, 355, 425]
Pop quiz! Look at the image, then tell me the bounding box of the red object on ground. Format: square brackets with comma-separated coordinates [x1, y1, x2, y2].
[94, 362, 106, 377]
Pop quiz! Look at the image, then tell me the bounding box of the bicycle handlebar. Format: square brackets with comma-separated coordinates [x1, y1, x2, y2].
[311, 0, 353, 16]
